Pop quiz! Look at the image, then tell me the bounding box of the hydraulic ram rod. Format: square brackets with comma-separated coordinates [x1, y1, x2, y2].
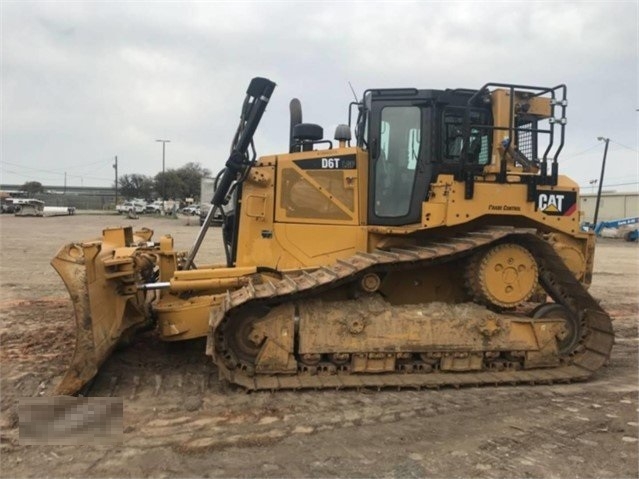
[184, 77, 276, 270]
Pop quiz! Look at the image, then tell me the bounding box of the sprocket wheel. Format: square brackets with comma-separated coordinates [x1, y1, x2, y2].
[467, 243, 538, 309]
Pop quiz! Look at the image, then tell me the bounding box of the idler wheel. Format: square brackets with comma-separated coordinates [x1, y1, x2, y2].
[531, 303, 582, 355]
[224, 304, 270, 365]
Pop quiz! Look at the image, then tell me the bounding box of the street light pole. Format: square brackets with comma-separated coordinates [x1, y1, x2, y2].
[156, 139, 170, 200]
[592, 137, 610, 231]
[113, 155, 118, 207]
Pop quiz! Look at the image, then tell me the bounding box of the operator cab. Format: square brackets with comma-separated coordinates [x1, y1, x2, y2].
[355, 88, 492, 225]
[353, 84, 566, 226]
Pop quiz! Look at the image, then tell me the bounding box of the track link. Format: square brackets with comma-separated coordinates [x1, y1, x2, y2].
[207, 227, 614, 390]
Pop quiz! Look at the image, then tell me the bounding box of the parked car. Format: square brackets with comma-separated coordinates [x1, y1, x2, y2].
[181, 206, 200, 216]
[116, 200, 146, 214]
[145, 201, 164, 214]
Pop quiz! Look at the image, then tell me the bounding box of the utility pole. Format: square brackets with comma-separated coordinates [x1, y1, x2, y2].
[113, 155, 119, 207]
[156, 139, 170, 200]
[592, 137, 610, 231]
[64, 172, 67, 194]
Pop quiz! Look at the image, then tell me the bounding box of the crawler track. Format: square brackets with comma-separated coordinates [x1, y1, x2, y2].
[207, 227, 614, 390]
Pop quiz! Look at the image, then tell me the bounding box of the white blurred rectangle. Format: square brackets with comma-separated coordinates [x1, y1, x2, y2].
[19, 396, 123, 445]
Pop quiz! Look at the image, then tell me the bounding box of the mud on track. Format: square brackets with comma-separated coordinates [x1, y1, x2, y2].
[1, 214, 637, 478]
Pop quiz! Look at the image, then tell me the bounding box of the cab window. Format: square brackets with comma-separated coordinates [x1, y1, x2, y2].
[443, 107, 490, 165]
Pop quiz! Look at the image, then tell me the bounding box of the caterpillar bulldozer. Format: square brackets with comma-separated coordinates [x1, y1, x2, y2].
[52, 77, 614, 395]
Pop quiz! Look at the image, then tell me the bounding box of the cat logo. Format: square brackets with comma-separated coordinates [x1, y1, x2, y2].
[535, 191, 577, 216]
[538, 193, 563, 213]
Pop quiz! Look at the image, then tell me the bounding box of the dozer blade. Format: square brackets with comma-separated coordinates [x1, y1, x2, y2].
[51, 232, 151, 395]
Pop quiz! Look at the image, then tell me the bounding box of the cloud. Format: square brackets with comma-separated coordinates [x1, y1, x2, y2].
[1, 1, 636, 191]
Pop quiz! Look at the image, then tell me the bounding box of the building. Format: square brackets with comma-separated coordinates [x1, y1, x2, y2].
[580, 192, 639, 224]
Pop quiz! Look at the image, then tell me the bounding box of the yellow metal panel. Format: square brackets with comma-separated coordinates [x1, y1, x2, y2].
[245, 194, 268, 218]
[297, 298, 562, 354]
[159, 235, 174, 252]
[421, 175, 453, 227]
[422, 174, 584, 237]
[237, 235, 283, 269]
[235, 165, 276, 267]
[491, 89, 512, 146]
[524, 95, 552, 117]
[155, 295, 221, 341]
[356, 149, 369, 225]
[274, 223, 367, 268]
[103, 227, 133, 247]
[278, 168, 353, 221]
[274, 147, 362, 226]
[234, 148, 371, 269]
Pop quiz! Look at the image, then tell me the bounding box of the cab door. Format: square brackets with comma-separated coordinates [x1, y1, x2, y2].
[367, 102, 432, 226]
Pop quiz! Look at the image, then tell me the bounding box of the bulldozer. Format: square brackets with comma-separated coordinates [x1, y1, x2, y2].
[52, 77, 613, 395]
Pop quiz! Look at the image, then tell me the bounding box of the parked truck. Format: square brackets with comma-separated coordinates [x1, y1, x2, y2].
[593, 217, 639, 242]
[199, 177, 223, 226]
[116, 200, 146, 215]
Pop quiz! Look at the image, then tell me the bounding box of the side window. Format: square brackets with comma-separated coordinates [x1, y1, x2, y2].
[375, 106, 421, 217]
[443, 108, 490, 165]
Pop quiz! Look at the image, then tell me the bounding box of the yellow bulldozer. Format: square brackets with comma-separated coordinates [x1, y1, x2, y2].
[52, 78, 613, 395]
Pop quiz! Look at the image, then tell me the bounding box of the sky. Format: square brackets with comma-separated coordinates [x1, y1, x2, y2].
[1, 1, 637, 193]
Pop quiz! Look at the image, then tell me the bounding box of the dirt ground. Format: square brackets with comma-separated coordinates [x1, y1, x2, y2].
[0, 213, 637, 478]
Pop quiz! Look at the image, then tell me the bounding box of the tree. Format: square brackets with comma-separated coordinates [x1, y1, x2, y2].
[154, 170, 186, 200]
[154, 162, 210, 201]
[175, 162, 211, 200]
[21, 181, 44, 196]
[119, 174, 154, 200]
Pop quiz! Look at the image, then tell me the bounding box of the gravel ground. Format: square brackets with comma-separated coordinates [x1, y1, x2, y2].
[0, 214, 637, 478]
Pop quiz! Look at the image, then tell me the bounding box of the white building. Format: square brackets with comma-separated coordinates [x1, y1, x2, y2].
[579, 192, 639, 224]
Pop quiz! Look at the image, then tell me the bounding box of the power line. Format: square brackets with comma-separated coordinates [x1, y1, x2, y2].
[1, 168, 64, 181]
[562, 141, 638, 164]
[1, 160, 114, 180]
[2, 160, 64, 173]
[562, 143, 601, 162]
[603, 175, 639, 182]
[2, 160, 73, 177]
[578, 181, 639, 188]
[36, 157, 113, 173]
[0, 165, 112, 182]
[609, 140, 638, 152]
